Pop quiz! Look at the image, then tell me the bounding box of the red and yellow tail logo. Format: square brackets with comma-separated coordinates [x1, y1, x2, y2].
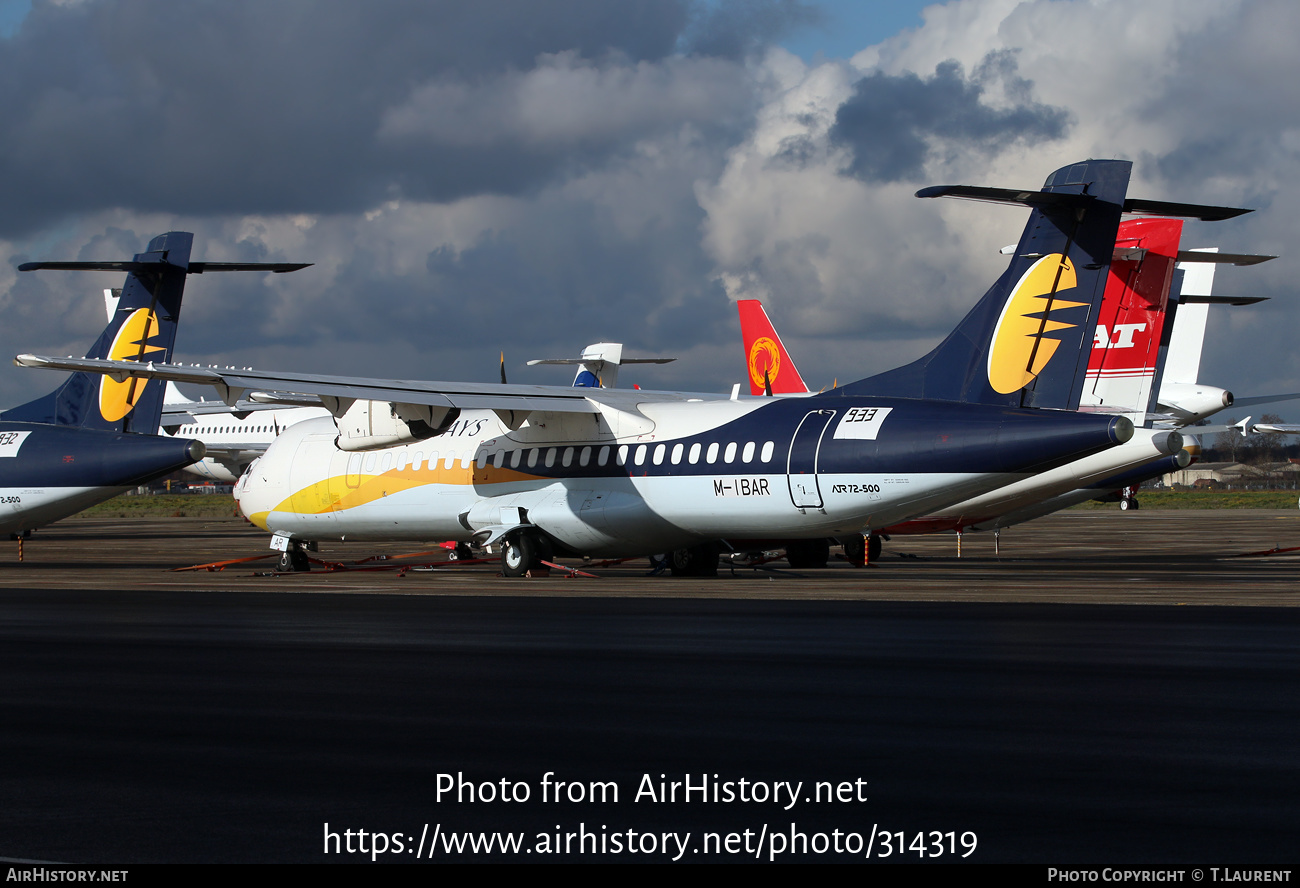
[737, 299, 808, 395]
[748, 337, 781, 391]
[99, 308, 166, 421]
[987, 253, 1085, 394]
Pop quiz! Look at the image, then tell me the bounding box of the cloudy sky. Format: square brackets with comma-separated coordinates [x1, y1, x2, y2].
[1, 0, 1297, 418]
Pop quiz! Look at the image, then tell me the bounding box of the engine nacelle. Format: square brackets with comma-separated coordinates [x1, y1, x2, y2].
[1158, 383, 1233, 425]
[334, 400, 459, 452]
[1150, 430, 1184, 457]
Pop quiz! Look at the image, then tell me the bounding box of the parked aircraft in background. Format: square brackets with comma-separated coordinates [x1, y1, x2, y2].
[742, 234, 1274, 422]
[736, 215, 1269, 562]
[0, 233, 307, 536]
[738, 301, 808, 397]
[527, 342, 675, 389]
[88, 286, 330, 485]
[18, 160, 1247, 574]
[162, 383, 327, 484]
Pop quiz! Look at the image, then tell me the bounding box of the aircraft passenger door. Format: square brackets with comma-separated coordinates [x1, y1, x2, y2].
[787, 409, 836, 510]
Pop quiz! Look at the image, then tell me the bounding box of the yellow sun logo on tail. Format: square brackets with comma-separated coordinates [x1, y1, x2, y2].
[987, 254, 1086, 394]
[99, 308, 166, 421]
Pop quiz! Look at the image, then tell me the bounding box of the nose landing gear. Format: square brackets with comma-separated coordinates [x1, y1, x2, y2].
[276, 539, 313, 572]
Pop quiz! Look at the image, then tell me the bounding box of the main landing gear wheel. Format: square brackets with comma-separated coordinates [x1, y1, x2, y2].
[868, 534, 883, 562]
[1119, 497, 1140, 511]
[501, 531, 553, 577]
[669, 542, 720, 577]
[841, 534, 866, 567]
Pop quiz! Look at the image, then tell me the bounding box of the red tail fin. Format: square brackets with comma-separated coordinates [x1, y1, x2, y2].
[737, 300, 809, 396]
[1080, 217, 1183, 420]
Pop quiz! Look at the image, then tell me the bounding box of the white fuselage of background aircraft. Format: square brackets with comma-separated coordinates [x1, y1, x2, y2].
[165, 401, 329, 484]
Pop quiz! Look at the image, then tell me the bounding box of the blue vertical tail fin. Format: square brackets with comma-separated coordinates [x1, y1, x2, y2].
[839, 159, 1248, 410]
[4, 232, 309, 433]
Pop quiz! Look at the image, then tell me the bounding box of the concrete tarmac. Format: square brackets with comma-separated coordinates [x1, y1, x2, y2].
[1, 509, 1297, 605]
[1, 509, 1297, 863]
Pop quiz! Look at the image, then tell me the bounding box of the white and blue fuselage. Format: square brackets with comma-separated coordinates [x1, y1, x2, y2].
[235, 393, 1130, 557]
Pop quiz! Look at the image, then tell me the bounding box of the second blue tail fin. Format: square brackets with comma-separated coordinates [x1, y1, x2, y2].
[4, 232, 309, 433]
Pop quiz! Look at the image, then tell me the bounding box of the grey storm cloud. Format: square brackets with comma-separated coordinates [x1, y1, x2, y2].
[0, 0, 810, 239]
[829, 52, 1070, 183]
[375, 51, 755, 203]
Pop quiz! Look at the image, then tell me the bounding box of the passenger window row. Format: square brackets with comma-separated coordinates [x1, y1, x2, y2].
[369, 441, 779, 473]
[183, 425, 279, 435]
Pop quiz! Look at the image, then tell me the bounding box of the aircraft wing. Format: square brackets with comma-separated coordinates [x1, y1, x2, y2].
[1191, 420, 1300, 435]
[13, 354, 694, 415]
[199, 443, 270, 458]
[161, 399, 299, 426]
[1249, 423, 1300, 434]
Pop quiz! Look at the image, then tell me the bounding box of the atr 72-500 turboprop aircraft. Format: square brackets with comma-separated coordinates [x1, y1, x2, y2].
[0, 232, 308, 536]
[16, 160, 1250, 574]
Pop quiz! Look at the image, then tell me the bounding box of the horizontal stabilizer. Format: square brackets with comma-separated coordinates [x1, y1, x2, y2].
[526, 342, 673, 389]
[1175, 251, 1274, 266]
[1121, 199, 1251, 221]
[1178, 295, 1268, 305]
[915, 184, 1094, 209]
[527, 358, 674, 365]
[1229, 391, 1300, 409]
[18, 261, 311, 274]
[190, 262, 312, 273]
[919, 188, 1252, 222]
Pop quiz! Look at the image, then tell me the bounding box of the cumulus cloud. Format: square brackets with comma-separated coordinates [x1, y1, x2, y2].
[3, 0, 1300, 412]
[696, 0, 1300, 397]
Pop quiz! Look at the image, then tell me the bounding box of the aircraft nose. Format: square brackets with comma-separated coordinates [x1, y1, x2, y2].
[234, 456, 280, 530]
